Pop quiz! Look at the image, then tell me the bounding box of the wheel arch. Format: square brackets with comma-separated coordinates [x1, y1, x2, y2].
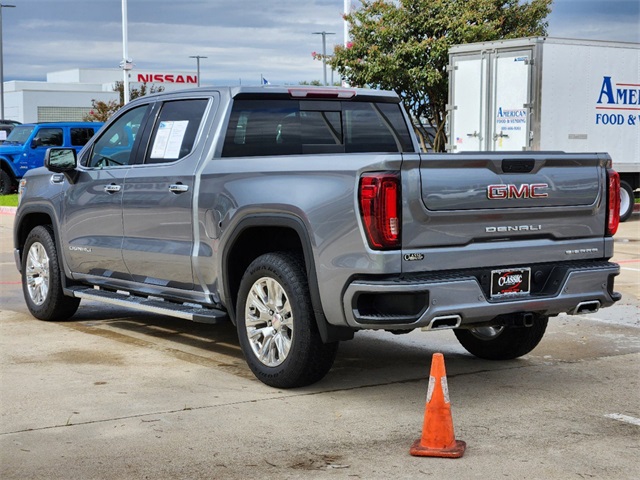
[221, 214, 353, 343]
[14, 206, 63, 276]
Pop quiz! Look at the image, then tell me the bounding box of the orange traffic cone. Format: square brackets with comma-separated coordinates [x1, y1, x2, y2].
[410, 353, 466, 458]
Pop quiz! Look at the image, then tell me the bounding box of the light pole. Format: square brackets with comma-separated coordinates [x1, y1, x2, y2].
[344, 0, 351, 46]
[121, 0, 132, 105]
[189, 56, 207, 87]
[312, 31, 335, 86]
[0, 3, 15, 120]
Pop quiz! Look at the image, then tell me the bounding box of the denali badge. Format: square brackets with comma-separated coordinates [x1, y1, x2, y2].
[487, 183, 548, 199]
[566, 248, 599, 255]
[69, 246, 92, 253]
[486, 225, 542, 233]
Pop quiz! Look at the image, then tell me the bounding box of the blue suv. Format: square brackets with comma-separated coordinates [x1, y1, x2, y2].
[0, 122, 102, 194]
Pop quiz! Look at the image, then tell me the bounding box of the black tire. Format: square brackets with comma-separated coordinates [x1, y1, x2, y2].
[453, 316, 548, 360]
[236, 252, 338, 388]
[619, 180, 635, 223]
[0, 169, 13, 195]
[21, 225, 80, 321]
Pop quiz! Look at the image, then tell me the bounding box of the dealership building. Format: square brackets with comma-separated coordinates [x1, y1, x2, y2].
[4, 68, 199, 123]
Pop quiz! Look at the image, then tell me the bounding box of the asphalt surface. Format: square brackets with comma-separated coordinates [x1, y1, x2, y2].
[0, 209, 638, 479]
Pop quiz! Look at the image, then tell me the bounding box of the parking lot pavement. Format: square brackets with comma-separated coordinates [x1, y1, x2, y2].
[1, 212, 639, 479]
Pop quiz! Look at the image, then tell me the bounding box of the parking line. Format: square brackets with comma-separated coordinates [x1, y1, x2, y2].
[605, 413, 640, 426]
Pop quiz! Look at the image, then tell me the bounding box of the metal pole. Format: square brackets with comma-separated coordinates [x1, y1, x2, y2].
[0, 4, 16, 121]
[189, 56, 207, 87]
[313, 31, 335, 86]
[121, 0, 130, 104]
[322, 34, 327, 86]
[344, 0, 350, 47]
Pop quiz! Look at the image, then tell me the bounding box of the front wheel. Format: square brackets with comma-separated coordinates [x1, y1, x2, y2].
[236, 252, 338, 388]
[21, 225, 80, 321]
[453, 316, 548, 360]
[0, 170, 13, 195]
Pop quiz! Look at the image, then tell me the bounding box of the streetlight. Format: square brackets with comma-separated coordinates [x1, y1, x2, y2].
[312, 31, 335, 86]
[189, 56, 207, 87]
[344, 0, 351, 47]
[121, 0, 132, 105]
[0, 3, 15, 120]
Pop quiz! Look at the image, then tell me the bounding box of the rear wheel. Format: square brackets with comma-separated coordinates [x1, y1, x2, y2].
[619, 180, 634, 222]
[236, 252, 338, 388]
[21, 225, 80, 321]
[453, 316, 548, 360]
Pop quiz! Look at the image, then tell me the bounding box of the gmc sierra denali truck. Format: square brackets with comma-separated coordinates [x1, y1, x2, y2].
[13, 86, 621, 388]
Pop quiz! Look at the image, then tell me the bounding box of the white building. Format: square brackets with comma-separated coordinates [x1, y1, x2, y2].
[4, 68, 199, 123]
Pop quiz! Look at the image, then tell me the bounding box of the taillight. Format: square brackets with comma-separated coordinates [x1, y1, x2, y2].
[359, 172, 401, 249]
[606, 168, 620, 236]
[288, 88, 356, 99]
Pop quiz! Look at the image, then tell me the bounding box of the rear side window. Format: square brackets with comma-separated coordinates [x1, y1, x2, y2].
[70, 127, 96, 146]
[145, 99, 208, 164]
[33, 128, 63, 147]
[222, 99, 413, 157]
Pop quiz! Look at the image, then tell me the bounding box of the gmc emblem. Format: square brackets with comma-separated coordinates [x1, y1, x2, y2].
[487, 183, 549, 199]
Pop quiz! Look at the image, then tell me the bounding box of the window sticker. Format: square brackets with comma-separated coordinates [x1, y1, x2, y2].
[150, 120, 189, 159]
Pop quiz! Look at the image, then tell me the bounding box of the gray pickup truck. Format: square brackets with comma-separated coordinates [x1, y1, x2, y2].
[13, 86, 621, 388]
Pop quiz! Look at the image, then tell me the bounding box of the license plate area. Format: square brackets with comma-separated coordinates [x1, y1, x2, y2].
[490, 267, 531, 298]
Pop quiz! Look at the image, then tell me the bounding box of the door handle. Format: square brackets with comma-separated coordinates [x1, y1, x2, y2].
[103, 184, 121, 194]
[169, 184, 189, 194]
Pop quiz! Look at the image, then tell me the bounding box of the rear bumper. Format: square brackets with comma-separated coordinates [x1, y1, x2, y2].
[342, 261, 620, 330]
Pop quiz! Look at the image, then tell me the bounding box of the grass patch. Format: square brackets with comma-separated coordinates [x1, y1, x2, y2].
[0, 194, 18, 207]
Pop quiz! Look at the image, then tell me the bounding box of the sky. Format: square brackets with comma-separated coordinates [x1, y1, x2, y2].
[2, 0, 639, 86]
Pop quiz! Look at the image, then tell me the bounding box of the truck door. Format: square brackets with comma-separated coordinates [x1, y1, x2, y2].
[489, 50, 532, 151]
[121, 97, 211, 290]
[449, 53, 488, 152]
[61, 105, 152, 280]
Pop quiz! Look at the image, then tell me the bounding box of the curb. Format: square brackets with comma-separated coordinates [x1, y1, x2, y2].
[0, 206, 17, 215]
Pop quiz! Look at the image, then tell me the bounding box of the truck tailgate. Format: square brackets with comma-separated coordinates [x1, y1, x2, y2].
[401, 152, 611, 271]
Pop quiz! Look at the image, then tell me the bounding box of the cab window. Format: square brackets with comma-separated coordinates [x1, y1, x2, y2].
[86, 105, 149, 168]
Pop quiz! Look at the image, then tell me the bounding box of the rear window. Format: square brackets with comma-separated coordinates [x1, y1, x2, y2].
[222, 99, 413, 157]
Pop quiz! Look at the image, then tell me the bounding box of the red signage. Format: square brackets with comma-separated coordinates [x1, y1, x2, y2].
[136, 73, 198, 84]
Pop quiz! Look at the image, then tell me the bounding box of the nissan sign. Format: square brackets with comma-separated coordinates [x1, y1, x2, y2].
[136, 73, 198, 84]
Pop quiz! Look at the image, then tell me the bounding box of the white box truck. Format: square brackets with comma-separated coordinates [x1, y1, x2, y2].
[447, 37, 639, 221]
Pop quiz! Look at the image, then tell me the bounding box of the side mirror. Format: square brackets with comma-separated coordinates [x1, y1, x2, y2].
[45, 148, 77, 172]
[31, 138, 42, 148]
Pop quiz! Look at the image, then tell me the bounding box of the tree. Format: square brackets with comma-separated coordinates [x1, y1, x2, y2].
[83, 81, 165, 122]
[326, 0, 552, 151]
